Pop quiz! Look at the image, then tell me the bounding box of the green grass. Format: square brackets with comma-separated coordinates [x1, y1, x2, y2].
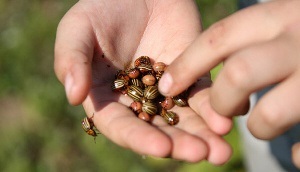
[0, 0, 244, 171]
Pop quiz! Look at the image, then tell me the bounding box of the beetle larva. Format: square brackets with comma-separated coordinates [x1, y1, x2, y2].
[126, 67, 140, 79]
[130, 101, 143, 114]
[142, 74, 156, 86]
[138, 111, 151, 122]
[134, 56, 151, 67]
[160, 97, 175, 110]
[152, 62, 166, 73]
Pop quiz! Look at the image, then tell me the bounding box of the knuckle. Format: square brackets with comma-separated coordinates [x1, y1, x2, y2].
[222, 58, 252, 89]
[205, 21, 227, 49]
[257, 104, 283, 128]
[292, 144, 300, 169]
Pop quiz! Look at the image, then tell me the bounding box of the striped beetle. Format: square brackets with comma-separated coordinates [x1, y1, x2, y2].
[144, 85, 159, 100]
[127, 85, 143, 101]
[112, 79, 128, 91]
[160, 109, 179, 126]
[142, 101, 157, 116]
[172, 95, 188, 107]
[82, 114, 98, 141]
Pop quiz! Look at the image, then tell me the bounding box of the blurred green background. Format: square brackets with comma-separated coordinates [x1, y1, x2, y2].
[0, 0, 244, 171]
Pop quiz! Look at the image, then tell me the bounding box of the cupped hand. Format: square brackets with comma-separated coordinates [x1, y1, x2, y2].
[157, 0, 300, 167]
[54, 0, 232, 164]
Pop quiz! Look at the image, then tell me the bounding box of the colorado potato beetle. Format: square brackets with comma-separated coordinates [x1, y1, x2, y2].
[127, 85, 144, 101]
[111, 56, 194, 126]
[160, 109, 179, 126]
[144, 85, 160, 100]
[134, 56, 151, 67]
[82, 114, 98, 142]
[142, 101, 157, 115]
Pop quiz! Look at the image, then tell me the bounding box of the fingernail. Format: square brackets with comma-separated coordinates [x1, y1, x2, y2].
[159, 72, 173, 95]
[65, 73, 74, 100]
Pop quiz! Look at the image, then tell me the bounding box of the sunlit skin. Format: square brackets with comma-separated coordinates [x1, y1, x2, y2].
[158, 0, 300, 168]
[54, 0, 232, 164]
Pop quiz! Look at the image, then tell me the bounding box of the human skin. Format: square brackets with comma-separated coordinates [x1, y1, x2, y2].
[54, 0, 232, 164]
[158, 0, 300, 168]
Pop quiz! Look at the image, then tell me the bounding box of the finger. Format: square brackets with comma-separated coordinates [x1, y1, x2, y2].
[87, 101, 173, 158]
[173, 107, 232, 165]
[158, 1, 290, 97]
[54, 10, 95, 105]
[248, 70, 300, 140]
[152, 118, 209, 163]
[189, 88, 233, 135]
[147, 109, 209, 162]
[211, 32, 298, 117]
[82, 85, 173, 158]
[292, 143, 300, 169]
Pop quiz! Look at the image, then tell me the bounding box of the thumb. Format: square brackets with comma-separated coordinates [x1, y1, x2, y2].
[54, 10, 95, 105]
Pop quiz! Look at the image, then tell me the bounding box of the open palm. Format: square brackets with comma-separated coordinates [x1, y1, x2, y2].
[55, 0, 231, 164]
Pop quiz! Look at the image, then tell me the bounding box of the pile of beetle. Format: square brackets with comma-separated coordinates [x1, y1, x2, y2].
[81, 56, 193, 141]
[111, 56, 190, 126]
